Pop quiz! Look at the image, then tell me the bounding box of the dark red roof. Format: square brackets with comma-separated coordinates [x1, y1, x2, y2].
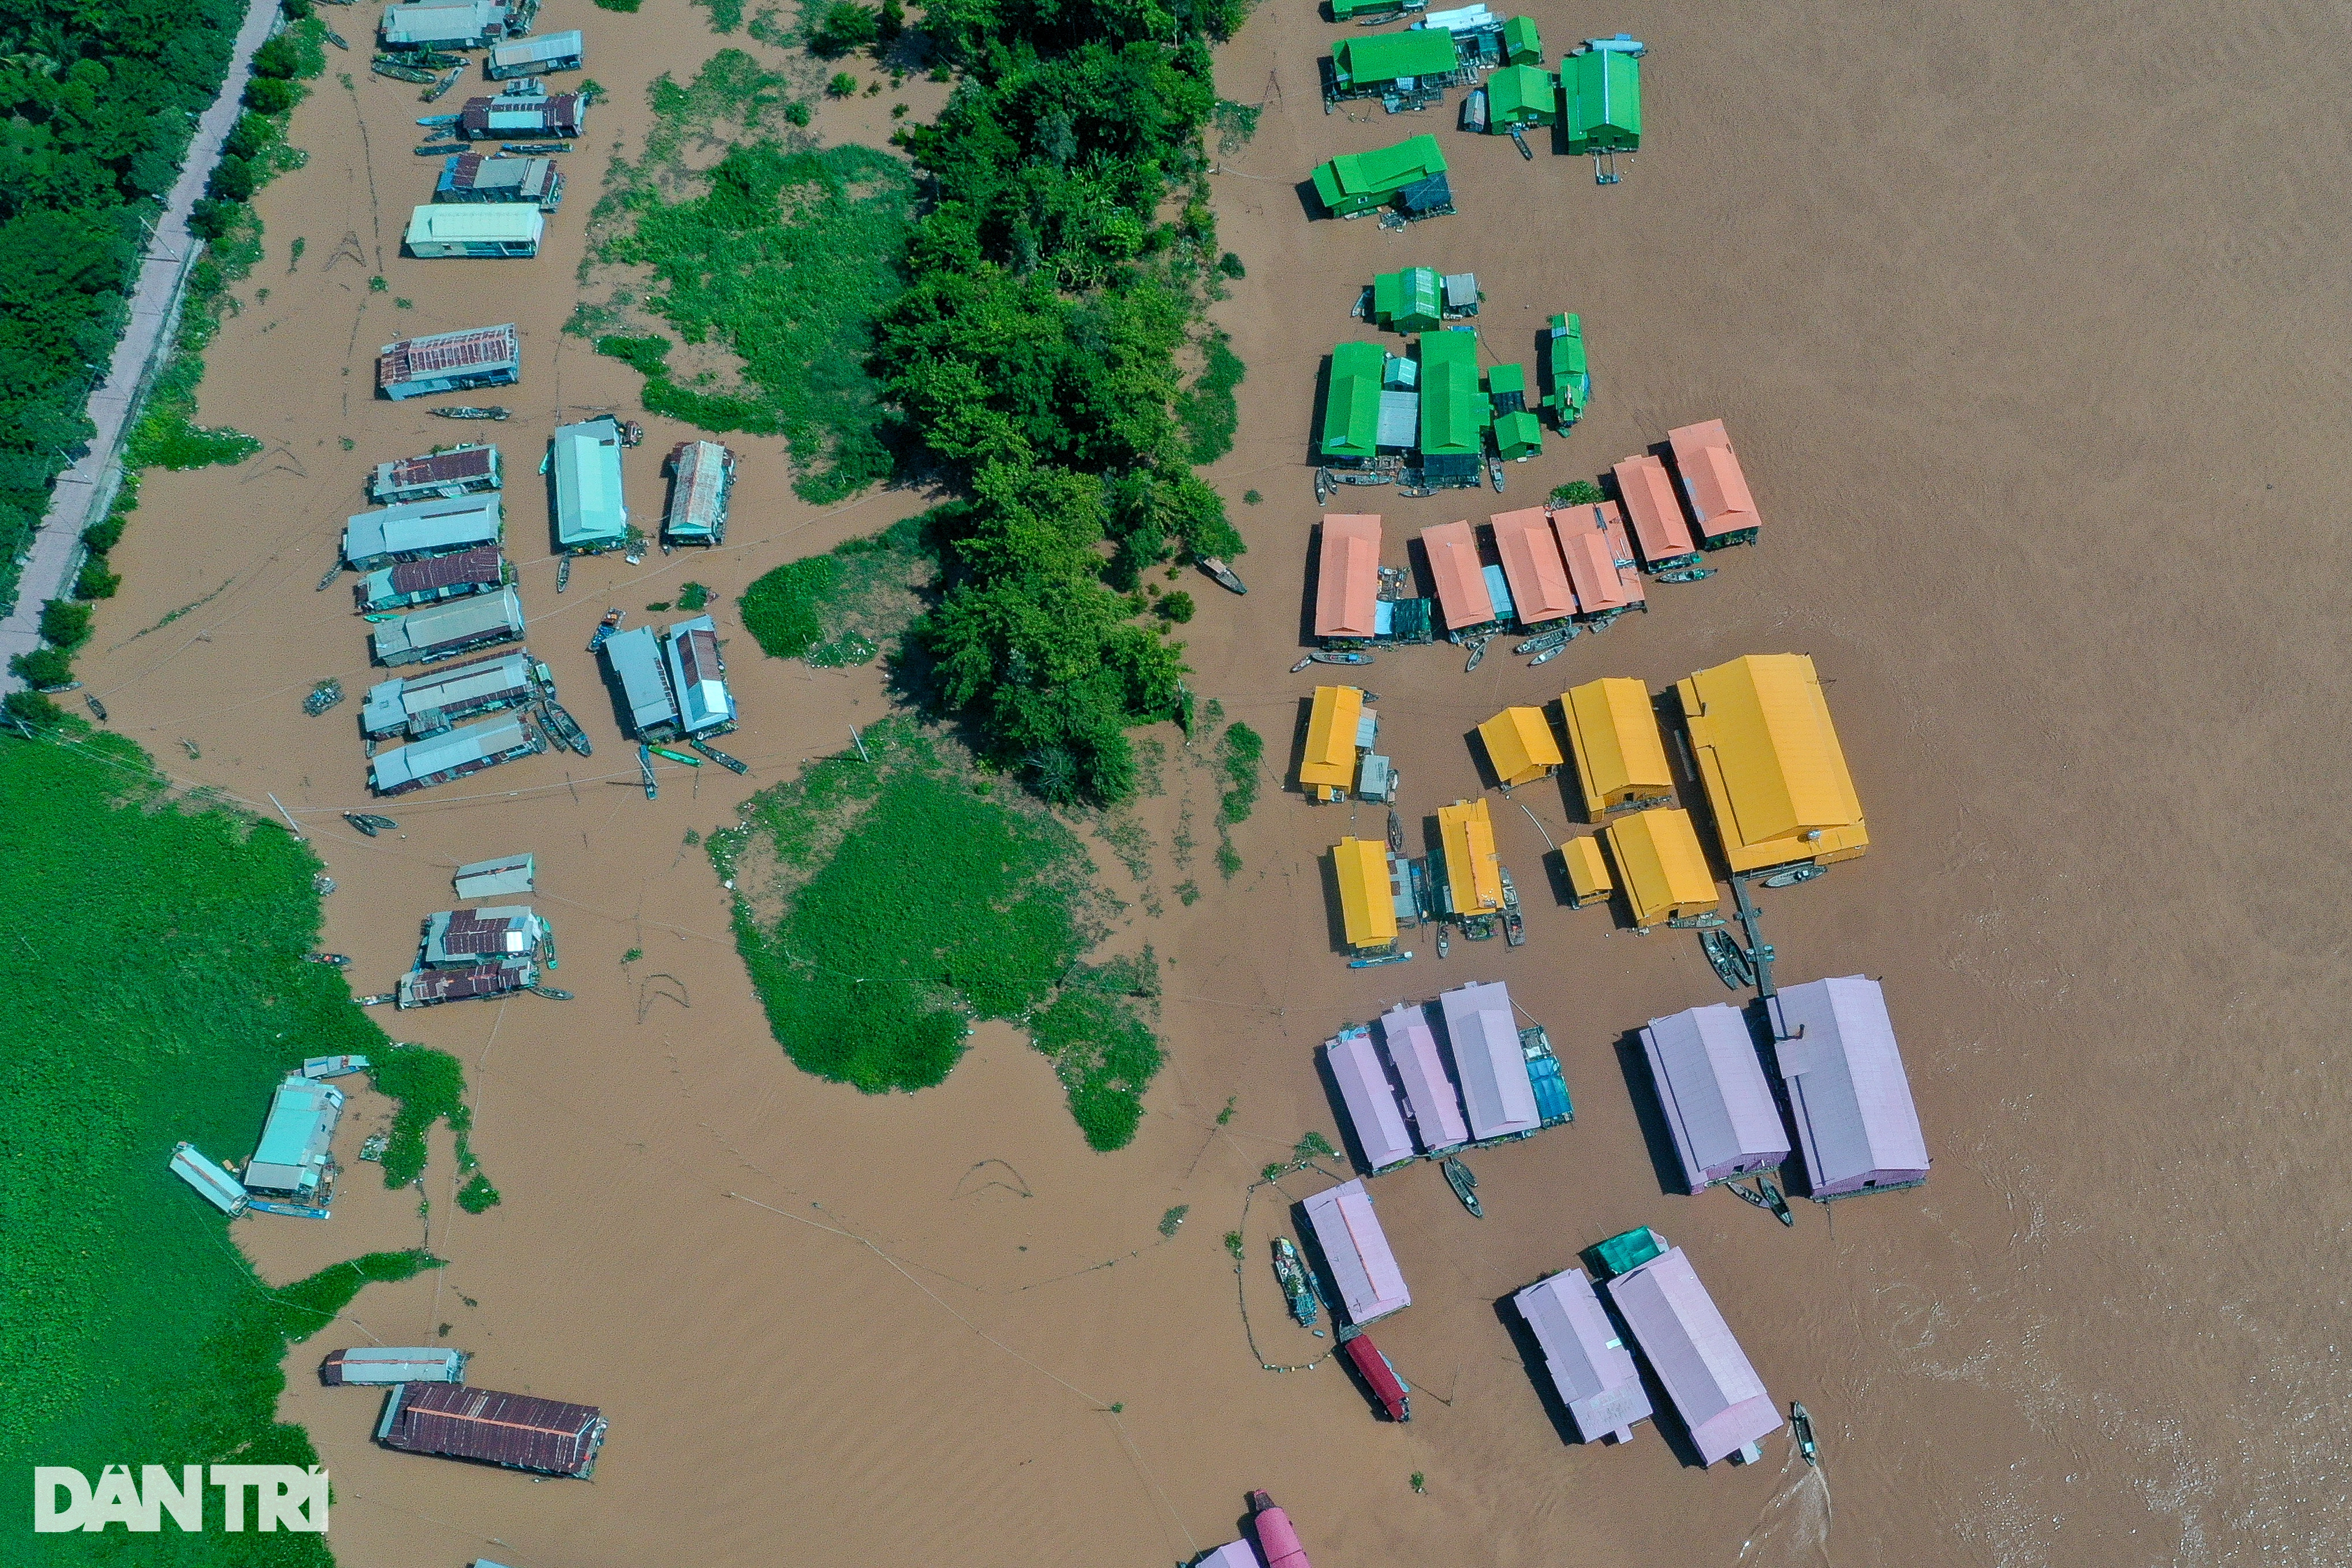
[380, 1383, 606, 1476]
[439, 909, 520, 955]
[408, 963, 527, 1002]
[387, 446, 497, 488]
[675, 626, 722, 686]
[1343, 1334, 1410, 1421]
[378, 326, 518, 389]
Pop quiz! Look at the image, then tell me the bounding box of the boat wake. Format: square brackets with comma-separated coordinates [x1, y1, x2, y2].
[1735, 1446, 1832, 1567]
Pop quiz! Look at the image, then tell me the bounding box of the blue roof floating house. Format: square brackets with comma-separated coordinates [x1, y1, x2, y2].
[242, 1074, 345, 1204]
[549, 417, 628, 552]
[600, 615, 736, 742]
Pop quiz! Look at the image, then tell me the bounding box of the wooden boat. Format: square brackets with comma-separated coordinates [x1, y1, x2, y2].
[587, 608, 624, 652]
[345, 813, 400, 835]
[423, 67, 463, 102]
[1315, 467, 1333, 505]
[413, 144, 458, 155]
[1387, 806, 1405, 856]
[83, 694, 107, 722]
[361, 611, 400, 623]
[649, 745, 701, 767]
[1666, 910, 1728, 929]
[1528, 643, 1570, 668]
[303, 678, 344, 716]
[1514, 628, 1570, 656]
[1509, 123, 1534, 160]
[416, 113, 461, 126]
[1435, 923, 1450, 958]
[1489, 458, 1506, 492]
[1655, 567, 1715, 584]
[302, 953, 353, 966]
[1761, 864, 1826, 889]
[637, 745, 658, 800]
[688, 737, 748, 774]
[324, 29, 349, 49]
[316, 563, 342, 591]
[428, 406, 509, 420]
[1790, 1402, 1818, 1466]
[621, 421, 645, 447]
[1500, 893, 1525, 947]
[1442, 1156, 1483, 1218]
[1700, 927, 1748, 989]
[1347, 950, 1412, 969]
[1463, 633, 1489, 672]
[1759, 1175, 1794, 1226]
[1199, 557, 1248, 595]
[1272, 1238, 1319, 1326]
[1730, 1179, 1774, 1215]
[501, 141, 571, 154]
[538, 700, 591, 756]
[528, 984, 574, 1000]
[555, 555, 570, 592]
[354, 993, 397, 1007]
[372, 58, 437, 84]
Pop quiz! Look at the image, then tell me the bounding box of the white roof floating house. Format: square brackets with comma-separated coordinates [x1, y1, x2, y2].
[320, 1346, 469, 1386]
[1301, 1178, 1412, 1328]
[550, 417, 628, 552]
[404, 204, 544, 259]
[1604, 1246, 1781, 1466]
[1514, 1267, 1653, 1444]
[170, 1142, 249, 1215]
[376, 324, 521, 402]
[360, 650, 536, 740]
[370, 586, 526, 668]
[1439, 979, 1540, 1143]
[369, 714, 544, 796]
[453, 852, 536, 900]
[380, 0, 508, 50]
[1765, 975, 1931, 1199]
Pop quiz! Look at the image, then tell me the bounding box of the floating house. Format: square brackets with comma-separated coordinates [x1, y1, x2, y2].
[435, 152, 565, 213]
[380, 1, 507, 51]
[1502, 13, 1541, 62]
[372, 445, 499, 505]
[663, 440, 736, 546]
[1604, 1247, 1779, 1466]
[376, 1383, 607, 1478]
[1552, 500, 1645, 619]
[1562, 835, 1613, 907]
[1561, 676, 1672, 819]
[361, 650, 537, 740]
[1640, 1002, 1790, 1192]
[321, 1347, 468, 1386]
[1331, 838, 1402, 960]
[1434, 797, 1502, 919]
[399, 959, 534, 1007]
[1478, 705, 1561, 788]
[243, 1074, 344, 1203]
[1603, 805, 1717, 928]
[369, 713, 543, 796]
[1667, 419, 1763, 547]
[1371, 266, 1444, 332]
[1514, 1267, 1652, 1444]
[453, 852, 535, 900]
[1766, 976, 1930, 1199]
[420, 905, 546, 968]
[1490, 506, 1574, 625]
[378, 324, 520, 401]
[170, 1142, 249, 1216]
[1675, 653, 1868, 873]
[354, 546, 503, 614]
[1611, 453, 1699, 569]
[1320, 342, 1391, 467]
[1311, 133, 1451, 221]
[1326, 1024, 1416, 1173]
[1331, 0, 1425, 18]
[1416, 329, 1488, 487]
[457, 90, 584, 143]
[1298, 684, 1373, 803]
[487, 27, 584, 78]
[1488, 364, 1542, 461]
[550, 417, 628, 552]
[1564, 47, 1641, 155]
[1315, 514, 1382, 641]
[298, 1055, 368, 1079]
[1301, 1178, 1411, 1327]
[371, 585, 526, 667]
[1439, 979, 1539, 1142]
[1328, 26, 1460, 106]
[1419, 518, 1495, 632]
[1485, 64, 1559, 129]
[344, 493, 502, 572]
[1379, 1002, 1468, 1154]
[600, 615, 737, 741]
[1343, 1334, 1412, 1423]
[404, 204, 543, 259]
[1545, 312, 1590, 427]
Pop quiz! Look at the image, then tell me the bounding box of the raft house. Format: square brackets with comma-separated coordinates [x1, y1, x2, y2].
[1640, 1001, 1790, 1193]
[1675, 652, 1868, 874]
[1667, 418, 1763, 548]
[1765, 975, 1930, 1199]
[361, 649, 538, 741]
[1433, 796, 1502, 925]
[379, 0, 508, 51]
[550, 416, 628, 553]
[1551, 499, 1645, 624]
[1600, 804, 1716, 929]
[404, 204, 543, 260]
[1380, 1001, 1468, 1155]
[1490, 506, 1574, 628]
[663, 439, 736, 546]
[1482, 62, 1559, 134]
[435, 152, 565, 213]
[1301, 1178, 1411, 1328]
[1513, 1267, 1652, 1444]
[1563, 41, 1641, 184]
[486, 27, 583, 78]
[1488, 362, 1541, 461]
[457, 88, 584, 142]
[1324, 981, 1570, 1169]
[369, 713, 544, 797]
[1611, 452, 1700, 570]
[1323, 25, 1464, 113]
[453, 851, 536, 900]
[1297, 683, 1380, 803]
[377, 323, 520, 401]
[1603, 1245, 1780, 1466]
[1330, 837, 1413, 965]
[1414, 328, 1489, 490]
[420, 904, 547, 967]
[600, 615, 737, 742]
[1477, 704, 1560, 789]
[344, 492, 502, 572]
[1367, 266, 1476, 332]
[1311, 133, 1452, 222]
[1561, 835, 1612, 907]
[1544, 312, 1590, 427]
[371, 584, 526, 667]
[1443, 978, 1544, 1140]
[1313, 513, 1382, 644]
[354, 546, 505, 614]
[1197, 1492, 1316, 1568]
[1325, 1024, 1415, 1173]
[376, 1383, 606, 1477]
[171, 1071, 346, 1221]
[169, 1143, 250, 1216]
[372, 443, 499, 504]
[322, 1347, 468, 1386]
[1419, 518, 1500, 639]
[1420, 4, 1526, 68]
[1560, 675, 1673, 819]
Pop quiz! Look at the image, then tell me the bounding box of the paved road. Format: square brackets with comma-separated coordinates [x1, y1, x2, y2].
[0, 0, 285, 694]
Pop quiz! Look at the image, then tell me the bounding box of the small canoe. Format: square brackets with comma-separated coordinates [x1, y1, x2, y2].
[1791, 1402, 1818, 1466]
[1489, 458, 1506, 492]
[1514, 628, 1570, 656]
[1655, 567, 1715, 584]
[1387, 806, 1405, 856]
[324, 29, 349, 49]
[416, 114, 460, 126]
[539, 700, 591, 757]
[555, 556, 571, 592]
[1509, 123, 1534, 160]
[423, 66, 463, 102]
[428, 406, 509, 420]
[1442, 1156, 1483, 1218]
[1761, 864, 1827, 889]
[1347, 950, 1412, 968]
[1464, 634, 1489, 673]
[413, 144, 458, 156]
[1700, 928, 1747, 988]
[344, 812, 398, 835]
[1311, 650, 1372, 666]
[316, 563, 342, 591]
[1528, 643, 1570, 667]
[84, 694, 107, 722]
[501, 142, 572, 154]
[1759, 1175, 1795, 1226]
[1315, 468, 1334, 505]
[1199, 557, 1248, 595]
[372, 60, 437, 84]
[302, 953, 353, 967]
[1435, 923, 1451, 958]
[689, 737, 749, 774]
[528, 984, 575, 1000]
[649, 745, 701, 767]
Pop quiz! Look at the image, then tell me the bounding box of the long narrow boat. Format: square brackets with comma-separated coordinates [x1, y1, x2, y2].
[539, 700, 591, 756]
[688, 737, 748, 774]
[1442, 1156, 1483, 1217]
[1761, 863, 1827, 889]
[1791, 1402, 1818, 1466]
[649, 745, 701, 767]
[1498, 867, 1526, 947]
[1199, 557, 1248, 595]
[428, 406, 509, 420]
[1272, 1238, 1319, 1326]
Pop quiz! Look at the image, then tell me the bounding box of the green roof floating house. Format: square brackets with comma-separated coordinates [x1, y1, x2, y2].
[1372, 266, 1445, 332]
[1312, 133, 1453, 221]
[1565, 47, 1641, 182]
[1485, 64, 1559, 130]
[1322, 341, 1388, 465]
[1502, 14, 1541, 65]
[1413, 329, 1489, 489]
[1488, 363, 1541, 461]
[1331, 0, 1426, 21]
[1544, 311, 1591, 428]
[1327, 26, 1461, 109]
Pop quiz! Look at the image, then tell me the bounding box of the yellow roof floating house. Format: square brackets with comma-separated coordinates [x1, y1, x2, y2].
[1563, 836, 1614, 908]
[1436, 797, 1503, 916]
[1332, 837, 1400, 950]
[1479, 705, 1563, 789]
[1300, 685, 1369, 801]
[1562, 677, 1674, 820]
[1604, 807, 1718, 928]
[1675, 654, 1868, 873]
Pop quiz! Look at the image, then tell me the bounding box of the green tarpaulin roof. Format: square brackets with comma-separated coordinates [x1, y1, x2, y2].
[1374, 266, 1444, 329]
[1335, 27, 1459, 88]
[1417, 331, 1487, 456]
[1502, 14, 1541, 63]
[1495, 409, 1543, 458]
[1566, 50, 1641, 150]
[1487, 64, 1559, 125]
[1322, 341, 1387, 459]
[1324, 134, 1449, 199]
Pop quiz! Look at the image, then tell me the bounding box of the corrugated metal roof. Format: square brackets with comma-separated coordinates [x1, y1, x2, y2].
[454, 853, 535, 899]
[488, 27, 583, 68]
[1302, 1178, 1411, 1324]
[1315, 514, 1382, 639]
[1438, 980, 1538, 1140]
[1336, 26, 1459, 87]
[379, 324, 520, 389]
[372, 585, 524, 665]
[1603, 806, 1716, 928]
[664, 616, 734, 734]
[1677, 653, 1867, 870]
[1326, 133, 1447, 198]
[344, 493, 503, 568]
[1604, 1248, 1778, 1466]
[1478, 705, 1562, 787]
[1563, 835, 1613, 901]
[405, 204, 544, 249]
[1552, 502, 1643, 615]
[663, 440, 733, 537]
[361, 651, 533, 738]
[552, 419, 628, 546]
[375, 444, 498, 500]
[1419, 518, 1493, 628]
[1379, 1003, 1468, 1151]
[1611, 454, 1696, 566]
[1321, 341, 1385, 459]
[1416, 330, 1485, 456]
[1436, 796, 1501, 914]
[369, 714, 535, 793]
[1300, 685, 1364, 789]
[1332, 838, 1397, 948]
[1766, 976, 1929, 1197]
[1515, 1267, 1652, 1443]
[1326, 1025, 1414, 1168]
[377, 1382, 606, 1476]
[1638, 1003, 1789, 1191]
[602, 625, 678, 736]
[320, 1347, 466, 1386]
[1668, 419, 1761, 541]
[1562, 676, 1672, 816]
[246, 1076, 343, 1195]
[1490, 506, 1575, 624]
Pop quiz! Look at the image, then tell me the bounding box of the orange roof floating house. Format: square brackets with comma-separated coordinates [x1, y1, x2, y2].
[1489, 507, 1577, 626]
[1603, 807, 1719, 928]
[1420, 519, 1495, 632]
[1551, 501, 1645, 619]
[1315, 514, 1383, 642]
[1332, 837, 1401, 952]
[1563, 835, 1614, 908]
[1560, 676, 1674, 820]
[1300, 684, 1373, 803]
[1435, 797, 1504, 918]
[1675, 654, 1867, 872]
[1667, 420, 1762, 548]
[1612, 453, 1700, 570]
[1478, 705, 1563, 789]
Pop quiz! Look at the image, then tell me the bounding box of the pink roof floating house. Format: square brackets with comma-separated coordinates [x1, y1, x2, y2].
[1765, 976, 1930, 1199]
[1249, 1492, 1313, 1568]
[1420, 518, 1495, 630]
[1325, 1026, 1417, 1173]
[1515, 1267, 1653, 1444]
[1611, 452, 1698, 568]
[1439, 980, 1539, 1142]
[1379, 1002, 1469, 1153]
[1302, 1178, 1411, 1327]
[1640, 1003, 1791, 1193]
[1490, 507, 1577, 625]
[1315, 514, 1382, 640]
[1604, 1246, 1782, 1466]
[1195, 1544, 1261, 1568]
[1551, 501, 1645, 616]
[1666, 419, 1763, 544]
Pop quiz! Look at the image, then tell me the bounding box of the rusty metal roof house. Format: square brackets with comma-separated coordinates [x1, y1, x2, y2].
[1326, 1024, 1417, 1174]
[1315, 513, 1382, 641]
[1603, 1246, 1780, 1466]
[369, 713, 544, 796]
[343, 493, 502, 572]
[458, 89, 584, 142]
[1439, 979, 1540, 1143]
[550, 416, 627, 552]
[372, 444, 500, 505]
[242, 1074, 344, 1201]
[354, 546, 504, 614]
[600, 615, 737, 741]
[1639, 1002, 1790, 1193]
[371, 585, 525, 667]
[662, 440, 736, 546]
[1514, 1267, 1653, 1444]
[398, 959, 534, 1007]
[420, 905, 546, 968]
[435, 152, 565, 214]
[1765, 976, 1930, 1200]
[361, 650, 537, 740]
[487, 27, 584, 77]
[321, 1347, 468, 1386]
[1378, 1002, 1468, 1155]
[1301, 1177, 1412, 1328]
[376, 1382, 607, 1477]
[380, 0, 508, 50]
[377, 324, 520, 401]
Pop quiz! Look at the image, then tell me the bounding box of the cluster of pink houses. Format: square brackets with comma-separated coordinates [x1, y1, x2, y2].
[1321, 980, 1572, 1175]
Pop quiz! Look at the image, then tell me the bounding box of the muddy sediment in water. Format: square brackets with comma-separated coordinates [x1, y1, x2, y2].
[84, 1, 2352, 1562]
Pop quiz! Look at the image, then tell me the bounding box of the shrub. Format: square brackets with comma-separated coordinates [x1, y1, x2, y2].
[457, 1174, 502, 1212]
[206, 156, 257, 203]
[243, 76, 298, 114]
[281, 0, 315, 17]
[785, 99, 812, 126]
[811, 1, 879, 57]
[73, 559, 121, 600]
[9, 648, 74, 689]
[251, 35, 303, 79]
[679, 581, 711, 610]
[2, 689, 65, 728]
[827, 70, 860, 96]
[1217, 251, 1245, 279]
[1242, 489, 1261, 505]
[39, 600, 93, 651]
[223, 111, 278, 162]
[188, 198, 239, 241]
[877, 0, 905, 41]
[1156, 591, 1194, 624]
[1551, 479, 1606, 506]
[83, 516, 125, 556]
[594, 0, 644, 10]
[1216, 721, 1262, 824]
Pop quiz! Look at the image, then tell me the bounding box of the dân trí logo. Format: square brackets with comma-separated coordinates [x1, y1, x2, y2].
[32, 1465, 328, 1533]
